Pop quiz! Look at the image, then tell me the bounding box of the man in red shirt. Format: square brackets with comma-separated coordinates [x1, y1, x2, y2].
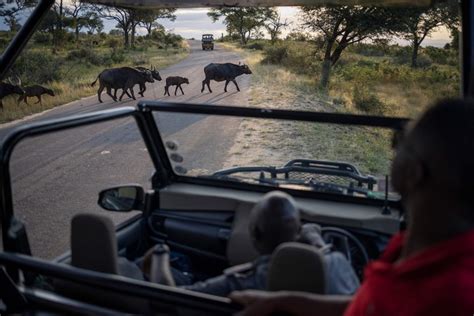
[230, 98, 474, 316]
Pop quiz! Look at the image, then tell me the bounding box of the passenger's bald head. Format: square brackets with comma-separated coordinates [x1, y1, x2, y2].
[249, 191, 301, 255]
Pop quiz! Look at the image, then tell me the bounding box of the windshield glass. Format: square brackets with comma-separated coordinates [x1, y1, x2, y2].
[154, 111, 397, 200]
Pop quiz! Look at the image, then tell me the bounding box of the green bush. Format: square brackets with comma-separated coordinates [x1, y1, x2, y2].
[244, 41, 267, 50]
[33, 32, 52, 44]
[109, 48, 125, 64]
[66, 48, 103, 66]
[350, 43, 386, 57]
[263, 44, 288, 64]
[352, 84, 386, 114]
[10, 50, 61, 85]
[415, 54, 433, 68]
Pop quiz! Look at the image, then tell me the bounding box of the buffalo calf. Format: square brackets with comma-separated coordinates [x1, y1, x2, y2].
[0, 82, 24, 110]
[18, 85, 55, 106]
[164, 76, 189, 96]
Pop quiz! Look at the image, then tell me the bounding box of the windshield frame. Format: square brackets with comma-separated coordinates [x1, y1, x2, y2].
[141, 101, 408, 207]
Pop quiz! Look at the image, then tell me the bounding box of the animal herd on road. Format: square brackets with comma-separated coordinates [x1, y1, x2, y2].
[0, 61, 252, 110]
[91, 62, 252, 103]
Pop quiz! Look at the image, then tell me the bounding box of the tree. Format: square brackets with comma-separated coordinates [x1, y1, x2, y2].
[300, 6, 394, 89]
[64, 0, 88, 41]
[5, 15, 21, 32]
[137, 9, 176, 36]
[208, 7, 276, 45]
[265, 12, 290, 44]
[0, 0, 37, 17]
[84, 11, 103, 35]
[98, 6, 133, 47]
[393, 2, 459, 67]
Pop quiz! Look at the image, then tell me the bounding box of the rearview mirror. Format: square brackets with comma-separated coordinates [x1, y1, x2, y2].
[98, 185, 145, 212]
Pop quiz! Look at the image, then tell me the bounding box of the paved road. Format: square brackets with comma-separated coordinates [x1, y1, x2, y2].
[0, 40, 250, 259]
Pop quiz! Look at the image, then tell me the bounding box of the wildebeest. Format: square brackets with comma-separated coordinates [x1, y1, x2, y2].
[164, 76, 189, 96]
[0, 82, 24, 110]
[201, 63, 252, 93]
[18, 85, 55, 106]
[91, 67, 154, 103]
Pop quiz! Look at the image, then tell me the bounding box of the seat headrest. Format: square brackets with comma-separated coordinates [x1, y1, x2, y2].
[267, 242, 326, 294]
[71, 213, 118, 274]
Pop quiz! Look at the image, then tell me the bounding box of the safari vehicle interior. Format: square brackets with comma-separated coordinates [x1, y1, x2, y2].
[0, 0, 469, 315]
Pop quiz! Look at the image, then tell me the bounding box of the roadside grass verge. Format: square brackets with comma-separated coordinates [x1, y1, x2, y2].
[0, 44, 190, 124]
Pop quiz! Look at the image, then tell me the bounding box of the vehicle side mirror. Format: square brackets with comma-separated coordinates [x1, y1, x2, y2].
[98, 185, 145, 212]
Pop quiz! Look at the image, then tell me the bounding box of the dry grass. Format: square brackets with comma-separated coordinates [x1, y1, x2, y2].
[0, 45, 190, 124]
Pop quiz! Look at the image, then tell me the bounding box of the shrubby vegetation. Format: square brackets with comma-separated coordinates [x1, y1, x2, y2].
[0, 29, 188, 123]
[244, 39, 460, 117]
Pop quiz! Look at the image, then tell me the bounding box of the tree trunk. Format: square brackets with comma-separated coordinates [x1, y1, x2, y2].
[124, 31, 130, 48]
[411, 42, 419, 68]
[75, 24, 79, 42]
[240, 32, 247, 45]
[319, 39, 334, 90]
[131, 24, 136, 48]
[58, 0, 63, 31]
[320, 59, 332, 90]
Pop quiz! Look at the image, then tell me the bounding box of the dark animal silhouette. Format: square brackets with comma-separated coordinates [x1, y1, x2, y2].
[201, 63, 252, 93]
[91, 67, 154, 103]
[18, 85, 55, 106]
[134, 66, 162, 97]
[0, 82, 24, 110]
[164, 76, 189, 96]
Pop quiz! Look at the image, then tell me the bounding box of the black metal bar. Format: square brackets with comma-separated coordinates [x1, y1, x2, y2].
[461, 0, 473, 96]
[139, 101, 410, 130]
[135, 107, 175, 188]
[21, 288, 123, 316]
[0, 107, 136, 252]
[0, 252, 239, 314]
[213, 165, 376, 185]
[0, 0, 55, 80]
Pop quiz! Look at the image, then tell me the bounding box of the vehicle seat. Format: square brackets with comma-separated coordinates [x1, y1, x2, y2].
[267, 242, 326, 293]
[70, 213, 143, 279]
[55, 213, 147, 313]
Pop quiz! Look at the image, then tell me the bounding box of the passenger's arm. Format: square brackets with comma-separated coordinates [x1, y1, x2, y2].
[230, 290, 351, 316]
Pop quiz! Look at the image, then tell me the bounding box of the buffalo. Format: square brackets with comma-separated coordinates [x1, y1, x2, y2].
[91, 67, 154, 103]
[164, 76, 189, 96]
[134, 66, 162, 97]
[18, 85, 55, 106]
[201, 63, 252, 93]
[0, 82, 25, 110]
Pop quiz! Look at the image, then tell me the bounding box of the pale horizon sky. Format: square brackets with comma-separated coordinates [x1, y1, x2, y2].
[1, 6, 453, 47]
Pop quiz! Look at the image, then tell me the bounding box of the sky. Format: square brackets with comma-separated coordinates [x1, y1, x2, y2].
[1, 6, 452, 47]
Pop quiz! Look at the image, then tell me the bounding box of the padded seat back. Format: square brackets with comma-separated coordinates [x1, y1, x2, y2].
[56, 213, 149, 314]
[71, 213, 118, 274]
[267, 242, 326, 294]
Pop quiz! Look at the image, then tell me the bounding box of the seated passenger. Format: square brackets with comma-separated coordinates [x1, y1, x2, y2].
[231, 98, 474, 316]
[142, 191, 359, 297]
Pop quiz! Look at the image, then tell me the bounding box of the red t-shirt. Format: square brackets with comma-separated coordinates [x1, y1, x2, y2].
[344, 230, 474, 316]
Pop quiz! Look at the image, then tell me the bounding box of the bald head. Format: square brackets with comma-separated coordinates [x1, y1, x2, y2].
[249, 191, 301, 255]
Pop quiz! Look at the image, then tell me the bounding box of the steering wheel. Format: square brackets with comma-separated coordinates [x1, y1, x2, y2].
[321, 226, 369, 280]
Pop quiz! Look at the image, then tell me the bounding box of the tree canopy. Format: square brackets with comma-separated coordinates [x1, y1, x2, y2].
[208, 7, 276, 44]
[300, 5, 395, 88]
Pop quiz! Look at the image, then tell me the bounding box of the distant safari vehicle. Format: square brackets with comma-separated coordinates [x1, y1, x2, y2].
[202, 34, 214, 50]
